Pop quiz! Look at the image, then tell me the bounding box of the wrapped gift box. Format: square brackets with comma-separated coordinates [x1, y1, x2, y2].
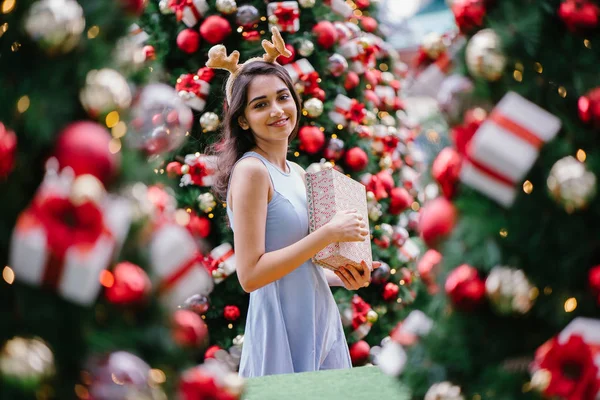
[306, 167, 372, 272]
[168, 0, 209, 27]
[267, 1, 300, 34]
[204, 242, 236, 284]
[324, 0, 353, 19]
[283, 58, 315, 83]
[460, 91, 562, 207]
[328, 94, 354, 127]
[176, 73, 210, 111]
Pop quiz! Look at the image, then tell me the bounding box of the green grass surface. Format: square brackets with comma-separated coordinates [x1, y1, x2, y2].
[243, 366, 410, 400]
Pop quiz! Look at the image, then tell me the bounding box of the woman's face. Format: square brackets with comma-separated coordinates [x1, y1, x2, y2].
[238, 75, 297, 144]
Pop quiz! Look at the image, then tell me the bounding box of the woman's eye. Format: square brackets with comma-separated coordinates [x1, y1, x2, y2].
[279, 94, 290, 101]
[254, 102, 266, 109]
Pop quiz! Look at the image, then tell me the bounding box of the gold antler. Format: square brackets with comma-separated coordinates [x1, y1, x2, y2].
[262, 27, 292, 63]
[206, 45, 241, 75]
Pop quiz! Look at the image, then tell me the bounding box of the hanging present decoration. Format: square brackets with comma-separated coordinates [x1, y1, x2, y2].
[328, 94, 366, 127]
[150, 222, 214, 310]
[175, 68, 214, 111]
[460, 91, 562, 207]
[339, 295, 376, 341]
[179, 154, 217, 187]
[9, 159, 132, 306]
[203, 243, 236, 284]
[168, 0, 209, 27]
[283, 58, 315, 83]
[324, 0, 353, 19]
[267, 1, 300, 34]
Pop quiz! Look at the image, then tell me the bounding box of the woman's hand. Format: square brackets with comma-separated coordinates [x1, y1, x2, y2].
[335, 261, 381, 290]
[324, 209, 369, 244]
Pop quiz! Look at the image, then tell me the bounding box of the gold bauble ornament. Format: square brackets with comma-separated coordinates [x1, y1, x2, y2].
[303, 98, 324, 118]
[421, 32, 447, 59]
[366, 310, 378, 324]
[298, 40, 315, 57]
[298, 0, 316, 7]
[70, 174, 106, 206]
[80, 69, 132, 118]
[485, 266, 535, 315]
[198, 192, 216, 212]
[0, 337, 55, 391]
[216, 0, 237, 14]
[465, 29, 506, 81]
[200, 112, 220, 132]
[547, 156, 596, 212]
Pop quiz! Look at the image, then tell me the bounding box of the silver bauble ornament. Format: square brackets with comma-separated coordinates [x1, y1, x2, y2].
[424, 382, 465, 400]
[159, 0, 173, 14]
[465, 29, 506, 81]
[547, 156, 597, 212]
[0, 337, 54, 391]
[298, 0, 316, 7]
[216, 0, 237, 15]
[485, 266, 535, 315]
[303, 98, 324, 118]
[198, 192, 217, 212]
[200, 112, 220, 132]
[235, 5, 260, 27]
[80, 69, 132, 118]
[298, 39, 315, 57]
[24, 0, 85, 54]
[421, 32, 447, 59]
[328, 53, 348, 77]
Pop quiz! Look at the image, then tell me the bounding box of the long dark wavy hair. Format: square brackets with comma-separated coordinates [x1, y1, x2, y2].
[208, 61, 302, 202]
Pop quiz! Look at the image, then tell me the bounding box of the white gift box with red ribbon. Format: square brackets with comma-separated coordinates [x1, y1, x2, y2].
[9, 187, 132, 306]
[558, 317, 600, 379]
[204, 243, 236, 284]
[176, 73, 211, 111]
[150, 223, 214, 310]
[398, 238, 420, 263]
[324, 0, 353, 18]
[169, 0, 209, 27]
[267, 1, 300, 34]
[129, 24, 149, 45]
[374, 85, 397, 109]
[283, 58, 315, 83]
[180, 154, 217, 187]
[460, 92, 561, 207]
[328, 94, 354, 127]
[406, 53, 453, 98]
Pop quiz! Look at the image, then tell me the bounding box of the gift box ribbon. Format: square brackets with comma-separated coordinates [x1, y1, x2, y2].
[274, 4, 299, 32]
[169, 0, 202, 23]
[176, 73, 209, 100]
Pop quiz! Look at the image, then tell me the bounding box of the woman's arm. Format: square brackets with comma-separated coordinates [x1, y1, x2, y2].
[230, 158, 335, 293]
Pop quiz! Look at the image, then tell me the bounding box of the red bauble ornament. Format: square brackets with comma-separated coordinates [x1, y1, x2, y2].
[53, 121, 119, 185]
[243, 30, 261, 41]
[382, 282, 399, 302]
[344, 147, 369, 171]
[177, 29, 201, 54]
[298, 126, 325, 154]
[0, 122, 17, 180]
[172, 309, 209, 348]
[432, 147, 462, 199]
[200, 16, 232, 44]
[419, 197, 457, 247]
[105, 262, 151, 305]
[559, 0, 600, 33]
[445, 264, 486, 311]
[204, 345, 222, 360]
[312, 21, 338, 49]
[360, 16, 378, 32]
[277, 44, 296, 65]
[364, 89, 381, 108]
[166, 161, 183, 178]
[389, 187, 413, 215]
[143, 45, 156, 60]
[344, 72, 360, 91]
[121, 0, 147, 14]
[452, 107, 486, 156]
[223, 305, 241, 321]
[355, 0, 370, 8]
[452, 0, 486, 33]
[589, 265, 600, 305]
[178, 367, 220, 400]
[578, 87, 600, 129]
[349, 340, 370, 366]
[364, 69, 379, 87]
[187, 212, 211, 238]
[417, 249, 442, 294]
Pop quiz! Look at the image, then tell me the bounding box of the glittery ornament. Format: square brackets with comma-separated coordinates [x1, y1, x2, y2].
[328, 53, 348, 77]
[235, 4, 260, 27]
[24, 0, 85, 54]
[465, 29, 506, 81]
[80, 69, 132, 118]
[0, 337, 54, 391]
[198, 192, 217, 212]
[303, 98, 324, 118]
[421, 32, 447, 59]
[183, 294, 210, 315]
[485, 266, 535, 315]
[216, 0, 237, 14]
[200, 112, 220, 131]
[298, 39, 315, 57]
[547, 156, 596, 212]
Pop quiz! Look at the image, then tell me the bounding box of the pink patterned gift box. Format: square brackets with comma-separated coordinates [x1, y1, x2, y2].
[306, 168, 372, 273]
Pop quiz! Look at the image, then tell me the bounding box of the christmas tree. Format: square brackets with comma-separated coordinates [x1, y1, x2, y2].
[387, 0, 600, 398]
[0, 0, 244, 399]
[137, 0, 433, 367]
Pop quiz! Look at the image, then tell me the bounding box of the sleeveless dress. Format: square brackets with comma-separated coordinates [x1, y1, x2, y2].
[226, 151, 352, 378]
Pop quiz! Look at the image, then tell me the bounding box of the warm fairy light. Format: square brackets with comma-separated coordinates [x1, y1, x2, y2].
[228, 324, 233, 329]
[17, 96, 30, 113]
[3, 266, 15, 284]
[396, 298, 402, 303]
[529, 287, 539, 300]
[105, 111, 120, 128]
[201, 315, 206, 320]
[515, 62, 524, 71]
[558, 86, 567, 98]
[175, 209, 191, 226]
[544, 286, 552, 295]
[208, 213, 214, 219]
[365, 84, 372, 90]
[159, 169, 164, 174]
[186, 208, 192, 213]
[584, 39, 591, 49]
[473, 395, 482, 400]
[379, 63, 389, 71]
[319, 127, 325, 132]
[237, 26, 243, 33]
[1, 0, 15, 14]
[99, 270, 114, 288]
[513, 70, 523, 82]
[564, 297, 577, 312]
[74, 384, 89, 399]
[576, 149, 586, 162]
[195, 152, 200, 157]
[331, 133, 337, 139]
[499, 228, 508, 238]
[410, 202, 420, 211]
[399, 280, 405, 285]
[108, 138, 121, 154]
[390, 269, 396, 275]
[87, 25, 100, 39]
[533, 62, 543, 74]
[111, 121, 127, 138]
[293, 151, 299, 157]
[222, 203, 227, 208]
[260, 16, 266, 21]
[11, 41, 20, 51]
[337, 124, 343, 130]
[353, 9, 363, 17]
[0, 23, 7, 38]
[149, 369, 166, 384]
[523, 180, 533, 194]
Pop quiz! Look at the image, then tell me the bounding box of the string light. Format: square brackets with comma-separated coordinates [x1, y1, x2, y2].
[293, 151, 299, 157]
[3, 266, 14, 284]
[543, 286, 552, 295]
[87, 26, 100, 39]
[17, 96, 30, 113]
[534, 62, 543, 74]
[410, 202, 420, 211]
[1, 0, 16, 14]
[0, 22, 7, 38]
[576, 149, 586, 162]
[99, 270, 114, 288]
[11, 41, 20, 51]
[499, 228, 508, 238]
[584, 39, 591, 49]
[379, 63, 388, 71]
[513, 70, 523, 82]
[149, 369, 166, 384]
[523, 180, 533, 194]
[105, 111, 120, 128]
[558, 86, 567, 98]
[111, 121, 127, 138]
[108, 138, 121, 154]
[228, 324, 233, 329]
[564, 297, 577, 312]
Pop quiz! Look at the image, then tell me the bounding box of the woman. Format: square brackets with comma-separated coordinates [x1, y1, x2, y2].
[208, 28, 376, 377]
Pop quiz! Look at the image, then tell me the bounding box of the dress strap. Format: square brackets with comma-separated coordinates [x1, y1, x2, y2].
[226, 152, 276, 209]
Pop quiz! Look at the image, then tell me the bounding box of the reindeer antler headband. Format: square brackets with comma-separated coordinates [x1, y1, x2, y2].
[206, 27, 292, 105]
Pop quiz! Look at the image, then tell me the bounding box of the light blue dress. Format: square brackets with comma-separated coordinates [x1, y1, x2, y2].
[227, 151, 352, 377]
